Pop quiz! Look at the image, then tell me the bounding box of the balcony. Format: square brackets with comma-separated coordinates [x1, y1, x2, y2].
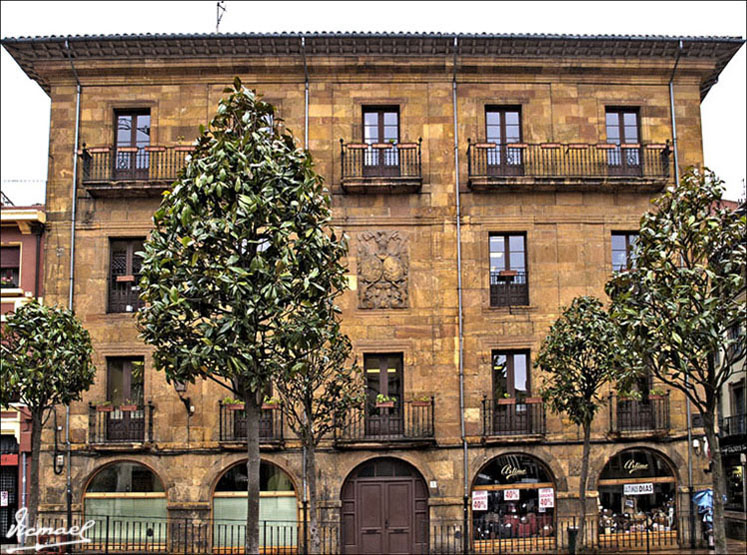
[79, 145, 191, 197]
[481, 397, 546, 440]
[334, 397, 435, 447]
[467, 140, 671, 192]
[218, 401, 284, 447]
[340, 139, 422, 193]
[721, 414, 746, 439]
[490, 270, 529, 307]
[109, 272, 144, 313]
[88, 402, 154, 445]
[609, 393, 670, 435]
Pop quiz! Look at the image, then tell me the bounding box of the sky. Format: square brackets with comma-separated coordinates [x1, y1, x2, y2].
[1, 1, 745, 205]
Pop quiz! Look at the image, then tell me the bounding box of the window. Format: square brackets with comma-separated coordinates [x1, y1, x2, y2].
[109, 238, 145, 312]
[489, 233, 528, 306]
[363, 107, 399, 176]
[0, 245, 20, 288]
[364, 353, 403, 436]
[105, 358, 145, 443]
[605, 108, 641, 176]
[485, 107, 523, 176]
[114, 109, 150, 180]
[611, 232, 638, 271]
[492, 351, 530, 402]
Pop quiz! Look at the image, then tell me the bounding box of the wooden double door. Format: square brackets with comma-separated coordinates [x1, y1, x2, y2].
[342, 458, 428, 554]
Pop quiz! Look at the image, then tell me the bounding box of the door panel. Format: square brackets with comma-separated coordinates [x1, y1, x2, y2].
[385, 481, 413, 554]
[359, 483, 384, 553]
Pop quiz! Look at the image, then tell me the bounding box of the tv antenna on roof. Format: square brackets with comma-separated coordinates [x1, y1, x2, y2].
[216, 1, 226, 33]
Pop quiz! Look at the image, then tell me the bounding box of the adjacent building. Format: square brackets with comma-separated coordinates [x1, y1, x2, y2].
[1, 32, 744, 553]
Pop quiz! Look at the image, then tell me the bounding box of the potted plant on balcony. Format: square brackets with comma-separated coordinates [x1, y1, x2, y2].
[0, 275, 17, 288]
[95, 401, 113, 412]
[222, 396, 245, 410]
[120, 399, 138, 412]
[411, 395, 431, 407]
[648, 387, 667, 400]
[375, 394, 397, 408]
[497, 393, 516, 405]
[262, 396, 282, 410]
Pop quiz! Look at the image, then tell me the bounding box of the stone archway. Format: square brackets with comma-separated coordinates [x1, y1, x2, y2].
[340, 457, 428, 554]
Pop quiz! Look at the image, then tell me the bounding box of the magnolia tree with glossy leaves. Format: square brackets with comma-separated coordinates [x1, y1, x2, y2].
[274, 307, 363, 554]
[535, 296, 622, 549]
[606, 169, 746, 553]
[137, 78, 348, 554]
[0, 300, 95, 530]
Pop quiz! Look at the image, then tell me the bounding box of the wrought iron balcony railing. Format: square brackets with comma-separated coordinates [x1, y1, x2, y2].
[609, 392, 670, 434]
[79, 145, 191, 196]
[89, 402, 154, 444]
[334, 397, 435, 443]
[489, 270, 529, 307]
[721, 413, 746, 438]
[218, 401, 284, 444]
[481, 397, 546, 437]
[340, 139, 422, 192]
[467, 140, 671, 190]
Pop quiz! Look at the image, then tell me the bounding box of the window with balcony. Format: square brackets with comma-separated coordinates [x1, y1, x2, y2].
[0, 245, 20, 288]
[364, 353, 403, 437]
[99, 358, 146, 443]
[109, 238, 145, 313]
[114, 109, 151, 180]
[611, 232, 638, 271]
[492, 351, 530, 402]
[363, 107, 400, 177]
[606, 108, 641, 176]
[489, 233, 528, 306]
[485, 106, 523, 176]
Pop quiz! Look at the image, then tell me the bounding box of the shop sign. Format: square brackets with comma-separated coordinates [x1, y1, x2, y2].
[503, 488, 520, 501]
[538, 487, 554, 508]
[501, 464, 527, 480]
[1, 491, 8, 507]
[623, 482, 654, 496]
[623, 459, 648, 474]
[472, 490, 488, 511]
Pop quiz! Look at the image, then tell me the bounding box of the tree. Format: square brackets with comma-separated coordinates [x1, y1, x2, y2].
[0, 299, 95, 530]
[535, 296, 621, 550]
[606, 169, 746, 553]
[137, 78, 347, 554]
[274, 308, 363, 554]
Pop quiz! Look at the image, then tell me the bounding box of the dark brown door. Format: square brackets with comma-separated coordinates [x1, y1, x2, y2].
[106, 358, 145, 442]
[342, 458, 428, 555]
[114, 110, 150, 180]
[364, 354, 403, 438]
[605, 108, 642, 176]
[363, 107, 400, 177]
[486, 107, 523, 176]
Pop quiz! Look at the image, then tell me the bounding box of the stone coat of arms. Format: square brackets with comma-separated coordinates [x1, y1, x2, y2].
[357, 231, 409, 309]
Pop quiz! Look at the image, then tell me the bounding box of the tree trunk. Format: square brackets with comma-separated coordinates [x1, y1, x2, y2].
[245, 391, 261, 555]
[305, 441, 321, 554]
[703, 414, 727, 553]
[26, 410, 43, 545]
[577, 422, 592, 552]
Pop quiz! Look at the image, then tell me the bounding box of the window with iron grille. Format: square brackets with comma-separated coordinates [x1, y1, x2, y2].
[489, 233, 528, 306]
[362, 107, 400, 176]
[611, 232, 638, 271]
[114, 109, 150, 180]
[108, 238, 145, 313]
[605, 108, 641, 176]
[485, 106, 523, 176]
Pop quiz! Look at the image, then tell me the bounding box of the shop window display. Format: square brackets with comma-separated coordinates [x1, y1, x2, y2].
[472, 454, 556, 542]
[597, 449, 677, 537]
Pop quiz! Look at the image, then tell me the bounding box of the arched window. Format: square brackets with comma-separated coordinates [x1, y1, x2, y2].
[471, 454, 556, 546]
[84, 462, 167, 545]
[212, 461, 297, 549]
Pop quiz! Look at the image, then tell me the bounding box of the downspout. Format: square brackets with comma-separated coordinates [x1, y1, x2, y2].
[301, 34, 309, 553]
[452, 35, 469, 545]
[33, 222, 43, 298]
[669, 38, 694, 548]
[64, 37, 82, 538]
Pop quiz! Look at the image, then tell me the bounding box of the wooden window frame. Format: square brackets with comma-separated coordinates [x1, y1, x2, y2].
[491, 350, 531, 401]
[489, 232, 529, 307]
[484, 106, 523, 176]
[108, 238, 145, 313]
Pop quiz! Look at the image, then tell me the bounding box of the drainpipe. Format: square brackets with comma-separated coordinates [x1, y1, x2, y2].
[64, 36, 82, 541]
[451, 35, 469, 549]
[669, 38, 694, 548]
[301, 34, 310, 553]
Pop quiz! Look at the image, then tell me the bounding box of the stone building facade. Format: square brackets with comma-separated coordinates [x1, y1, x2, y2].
[1, 32, 743, 552]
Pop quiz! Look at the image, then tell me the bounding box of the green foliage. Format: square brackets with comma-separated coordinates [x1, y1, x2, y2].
[137, 77, 348, 396]
[536, 296, 621, 427]
[0, 299, 95, 412]
[606, 168, 746, 412]
[376, 394, 397, 404]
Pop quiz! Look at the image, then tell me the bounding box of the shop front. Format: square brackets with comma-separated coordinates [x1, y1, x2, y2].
[597, 449, 677, 548]
[471, 453, 556, 551]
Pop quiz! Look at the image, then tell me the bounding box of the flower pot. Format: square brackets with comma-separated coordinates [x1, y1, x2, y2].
[497, 398, 516, 405]
[411, 400, 430, 407]
[525, 397, 542, 404]
[376, 402, 395, 409]
[96, 405, 113, 412]
[226, 403, 245, 411]
[262, 404, 281, 410]
[120, 404, 138, 412]
[648, 395, 666, 400]
[499, 270, 518, 277]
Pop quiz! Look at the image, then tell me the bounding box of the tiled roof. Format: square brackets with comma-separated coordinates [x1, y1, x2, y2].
[2, 32, 743, 98]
